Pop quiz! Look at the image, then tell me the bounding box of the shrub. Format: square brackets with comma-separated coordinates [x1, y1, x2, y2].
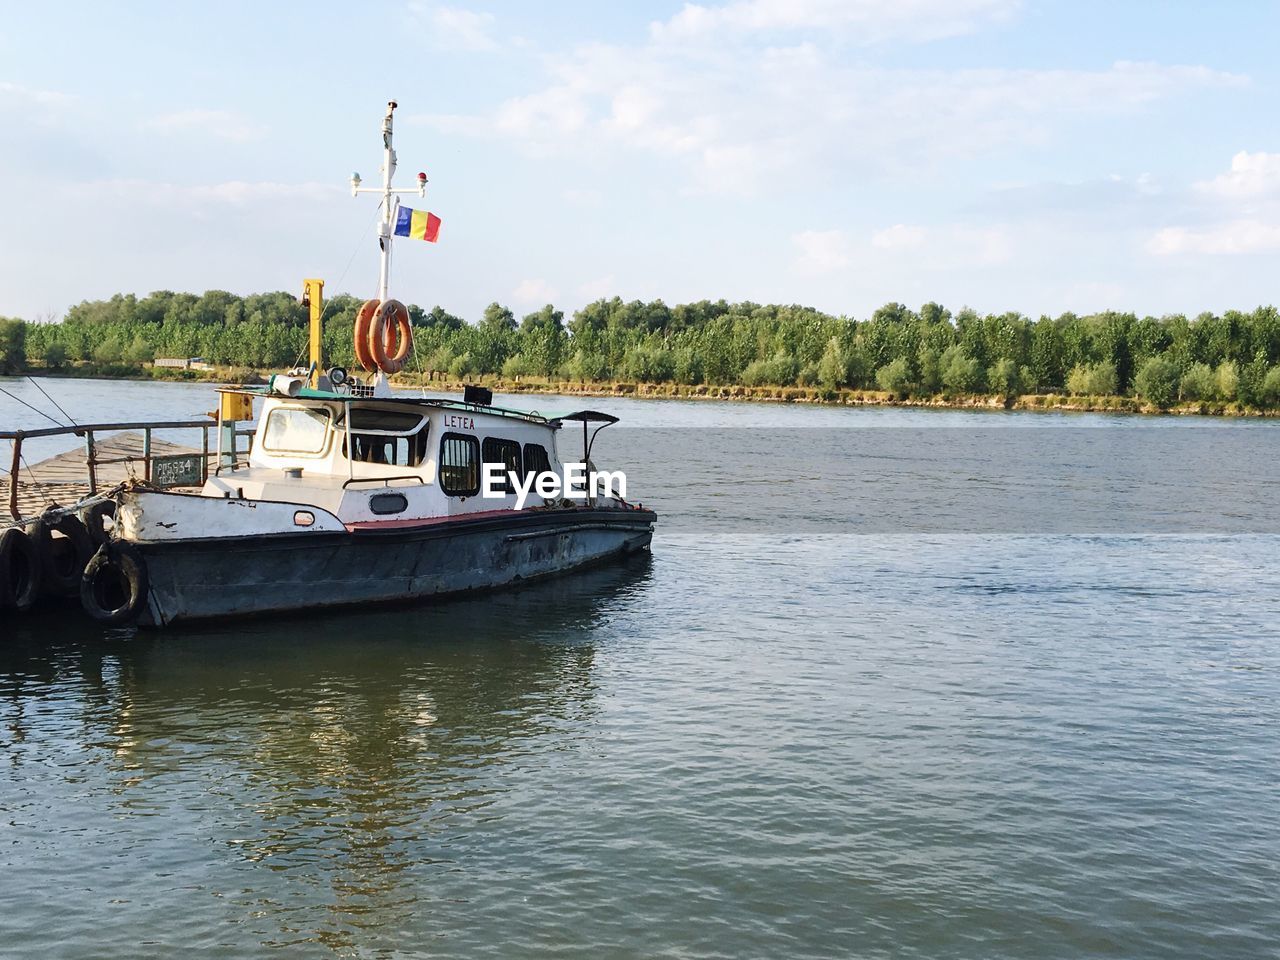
[672, 347, 704, 385]
[988, 358, 1022, 398]
[816, 338, 846, 389]
[448, 351, 478, 378]
[620, 343, 674, 383]
[940, 346, 984, 394]
[741, 350, 800, 387]
[916, 347, 941, 394]
[1178, 362, 1215, 401]
[1133, 356, 1182, 408]
[565, 349, 609, 382]
[1262, 367, 1280, 407]
[1066, 361, 1118, 396]
[1237, 358, 1269, 407]
[875, 357, 913, 396]
[92, 336, 124, 364]
[123, 335, 154, 365]
[1214, 361, 1239, 401]
[501, 353, 533, 378]
[43, 342, 68, 370]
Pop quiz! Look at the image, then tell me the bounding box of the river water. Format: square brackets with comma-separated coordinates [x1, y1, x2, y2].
[1, 378, 1278, 959]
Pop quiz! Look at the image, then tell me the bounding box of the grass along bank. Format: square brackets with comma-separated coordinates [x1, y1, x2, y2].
[12, 361, 1279, 418]
[402, 373, 1275, 417]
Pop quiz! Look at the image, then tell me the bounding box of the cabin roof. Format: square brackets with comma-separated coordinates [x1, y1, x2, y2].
[227, 385, 560, 426]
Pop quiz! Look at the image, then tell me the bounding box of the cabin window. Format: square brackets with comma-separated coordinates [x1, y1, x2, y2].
[523, 442, 551, 481]
[262, 407, 330, 455]
[350, 409, 425, 432]
[482, 437, 522, 493]
[342, 411, 430, 466]
[439, 433, 480, 497]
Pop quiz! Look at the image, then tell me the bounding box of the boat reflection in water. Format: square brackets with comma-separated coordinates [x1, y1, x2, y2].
[0, 555, 653, 953]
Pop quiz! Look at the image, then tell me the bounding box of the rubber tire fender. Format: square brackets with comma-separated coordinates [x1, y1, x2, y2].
[80, 499, 117, 547]
[353, 298, 381, 372]
[80, 541, 150, 626]
[0, 526, 42, 612]
[33, 514, 95, 598]
[370, 299, 413, 374]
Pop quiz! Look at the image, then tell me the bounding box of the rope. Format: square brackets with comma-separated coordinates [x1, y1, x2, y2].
[333, 204, 383, 295]
[0, 385, 66, 428]
[26, 376, 77, 426]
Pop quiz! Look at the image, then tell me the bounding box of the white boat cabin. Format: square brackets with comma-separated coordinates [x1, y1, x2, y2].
[202, 391, 601, 526]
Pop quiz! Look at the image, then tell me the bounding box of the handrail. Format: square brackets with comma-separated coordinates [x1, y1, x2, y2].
[3, 418, 230, 520]
[0, 419, 216, 441]
[341, 474, 428, 488]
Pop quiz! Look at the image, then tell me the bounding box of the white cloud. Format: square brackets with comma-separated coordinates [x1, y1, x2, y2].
[1147, 221, 1280, 256]
[562, 187, 603, 207]
[407, 2, 498, 51]
[77, 179, 338, 208]
[651, 0, 1020, 44]
[871, 224, 927, 249]
[1148, 152, 1280, 256]
[792, 229, 854, 274]
[416, 43, 1243, 197]
[577, 275, 616, 300]
[1194, 150, 1280, 200]
[512, 278, 558, 304]
[871, 224, 1013, 266]
[0, 80, 73, 108]
[142, 109, 265, 142]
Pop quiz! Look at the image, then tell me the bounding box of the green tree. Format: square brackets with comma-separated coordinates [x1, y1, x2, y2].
[1178, 362, 1215, 402]
[816, 337, 846, 388]
[43, 341, 68, 370]
[1133, 355, 1181, 408]
[1261, 367, 1280, 407]
[1214, 361, 1239, 401]
[481, 302, 516, 332]
[92, 335, 124, 364]
[875, 358, 913, 396]
[988, 358, 1022, 398]
[0, 318, 26, 374]
[1066, 361, 1118, 396]
[940, 346, 984, 394]
[123, 334, 155, 364]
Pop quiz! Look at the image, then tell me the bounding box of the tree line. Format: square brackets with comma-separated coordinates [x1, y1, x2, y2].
[5, 290, 1280, 408]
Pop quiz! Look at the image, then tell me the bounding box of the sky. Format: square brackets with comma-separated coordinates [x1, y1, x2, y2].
[2, 0, 1280, 324]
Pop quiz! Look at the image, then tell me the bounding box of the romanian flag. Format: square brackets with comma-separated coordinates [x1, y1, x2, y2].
[394, 206, 442, 243]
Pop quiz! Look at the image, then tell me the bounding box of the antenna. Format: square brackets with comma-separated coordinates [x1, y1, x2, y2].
[349, 100, 428, 302]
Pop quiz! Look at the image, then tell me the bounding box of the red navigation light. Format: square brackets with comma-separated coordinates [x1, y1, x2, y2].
[417, 171, 427, 182]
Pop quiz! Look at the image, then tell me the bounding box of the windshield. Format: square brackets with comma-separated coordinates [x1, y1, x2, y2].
[262, 407, 331, 455]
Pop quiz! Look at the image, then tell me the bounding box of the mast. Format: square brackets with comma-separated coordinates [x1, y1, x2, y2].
[349, 100, 427, 303]
[378, 101, 397, 302]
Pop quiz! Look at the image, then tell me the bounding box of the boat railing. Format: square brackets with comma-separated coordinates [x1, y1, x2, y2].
[1, 419, 255, 521]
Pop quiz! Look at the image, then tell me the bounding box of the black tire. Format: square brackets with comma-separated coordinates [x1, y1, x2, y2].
[80, 541, 150, 625]
[0, 527, 42, 612]
[81, 500, 117, 547]
[33, 514, 96, 598]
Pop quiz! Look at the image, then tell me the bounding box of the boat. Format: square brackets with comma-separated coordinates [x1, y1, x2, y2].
[66, 101, 656, 626]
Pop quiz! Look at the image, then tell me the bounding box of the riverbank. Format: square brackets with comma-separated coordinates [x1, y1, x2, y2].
[15, 364, 1278, 417]
[414, 374, 1274, 417]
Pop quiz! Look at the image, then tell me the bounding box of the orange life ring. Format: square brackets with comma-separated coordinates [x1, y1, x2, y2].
[369, 299, 413, 374]
[353, 298, 380, 372]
